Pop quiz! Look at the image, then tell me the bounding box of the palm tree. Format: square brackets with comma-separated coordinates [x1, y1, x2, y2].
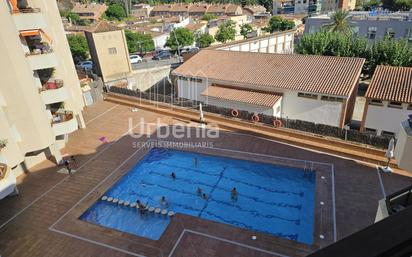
[323, 10, 353, 35]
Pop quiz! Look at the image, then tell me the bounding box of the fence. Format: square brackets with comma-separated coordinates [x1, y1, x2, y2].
[108, 86, 393, 149]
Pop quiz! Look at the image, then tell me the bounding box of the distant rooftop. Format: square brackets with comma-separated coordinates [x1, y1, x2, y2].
[365, 65, 412, 104]
[86, 21, 121, 33]
[309, 10, 412, 21]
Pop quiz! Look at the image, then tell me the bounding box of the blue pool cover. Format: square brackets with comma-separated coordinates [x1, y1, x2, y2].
[80, 148, 316, 244]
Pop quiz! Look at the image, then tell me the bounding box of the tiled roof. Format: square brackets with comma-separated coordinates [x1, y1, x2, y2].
[87, 21, 121, 33]
[173, 50, 364, 97]
[202, 85, 282, 107]
[170, 4, 190, 12]
[72, 3, 107, 13]
[152, 4, 173, 12]
[185, 23, 206, 31]
[365, 65, 412, 104]
[189, 4, 209, 13]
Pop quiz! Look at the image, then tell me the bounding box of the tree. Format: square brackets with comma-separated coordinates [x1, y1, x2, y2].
[322, 10, 353, 35]
[366, 37, 412, 75]
[363, 0, 381, 10]
[196, 33, 215, 48]
[264, 16, 295, 33]
[105, 3, 127, 21]
[66, 12, 80, 24]
[125, 30, 155, 54]
[394, 0, 412, 10]
[214, 20, 236, 43]
[67, 34, 89, 60]
[201, 13, 217, 21]
[240, 24, 253, 39]
[296, 31, 412, 77]
[165, 28, 194, 51]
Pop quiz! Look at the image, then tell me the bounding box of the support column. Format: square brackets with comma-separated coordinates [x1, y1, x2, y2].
[49, 143, 62, 165]
[76, 112, 86, 129]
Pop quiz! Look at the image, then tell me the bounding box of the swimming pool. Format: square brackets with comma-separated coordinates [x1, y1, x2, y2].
[80, 148, 316, 244]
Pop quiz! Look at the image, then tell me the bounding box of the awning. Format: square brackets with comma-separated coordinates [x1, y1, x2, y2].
[201, 85, 282, 108]
[20, 29, 53, 43]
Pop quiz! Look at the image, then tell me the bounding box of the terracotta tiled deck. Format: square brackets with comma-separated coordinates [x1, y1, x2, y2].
[0, 101, 411, 257]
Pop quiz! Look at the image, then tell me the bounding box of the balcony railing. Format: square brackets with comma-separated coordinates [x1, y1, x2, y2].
[25, 43, 53, 57]
[7, 0, 40, 14]
[51, 110, 74, 125]
[40, 79, 64, 92]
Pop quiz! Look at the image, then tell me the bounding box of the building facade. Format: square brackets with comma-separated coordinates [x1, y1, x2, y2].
[272, 0, 322, 15]
[172, 50, 364, 128]
[361, 66, 412, 136]
[305, 11, 412, 42]
[209, 30, 294, 54]
[85, 22, 132, 83]
[1, 0, 86, 198]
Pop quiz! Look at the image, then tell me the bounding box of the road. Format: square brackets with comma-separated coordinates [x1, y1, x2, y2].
[131, 56, 181, 70]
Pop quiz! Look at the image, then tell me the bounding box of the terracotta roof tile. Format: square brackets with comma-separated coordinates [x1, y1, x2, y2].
[365, 65, 412, 104]
[173, 50, 365, 97]
[202, 85, 282, 107]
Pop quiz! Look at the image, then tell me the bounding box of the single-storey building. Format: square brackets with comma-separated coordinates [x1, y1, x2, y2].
[172, 50, 365, 128]
[361, 65, 412, 136]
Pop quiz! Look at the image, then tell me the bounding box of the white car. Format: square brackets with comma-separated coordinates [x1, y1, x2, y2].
[129, 55, 142, 64]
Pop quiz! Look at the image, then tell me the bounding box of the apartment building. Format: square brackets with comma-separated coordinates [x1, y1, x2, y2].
[305, 11, 412, 42]
[361, 66, 412, 136]
[151, 3, 242, 17]
[1, 0, 86, 198]
[172, 50, 364, 128]
[272, 0, 322, 15]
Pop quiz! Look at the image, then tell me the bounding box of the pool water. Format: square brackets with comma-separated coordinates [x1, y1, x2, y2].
[80, 148, 316, 244]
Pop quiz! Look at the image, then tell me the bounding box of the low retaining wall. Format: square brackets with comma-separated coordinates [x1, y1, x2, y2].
[109, 86, 392, 149]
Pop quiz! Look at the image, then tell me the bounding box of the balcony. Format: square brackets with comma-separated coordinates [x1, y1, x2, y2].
[12, 12, 47, 31]
[26, 51, 57, 70]
[0, 156, 17, 200]
[51, 110, 78, 136]
[40, 80, 69, 104]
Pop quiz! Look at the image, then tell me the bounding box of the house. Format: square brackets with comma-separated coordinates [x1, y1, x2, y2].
[151, 4, 173, 16]
[207, 15, 250, 42]
[242, 5, 267, 18]
[172, 50, 364, 128]
[169, 3, 190, 16]
[208, 30, 294, 54]
[361, 66, 412, 136]
[188, 3, 210, 16]
[185, 22, 208, 34]
[305, 11, 412, 42]
[85, 22, 132, 82]
[131, 3, 153, 19]
[206, 4, 243, 16]
[272, 0, 321, 15]
[71, 2, 108, 23]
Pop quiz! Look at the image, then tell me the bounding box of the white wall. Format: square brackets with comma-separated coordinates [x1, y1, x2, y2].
[153, 33, 169, 49]
[365, 102, 411, 135]
[177, 78, 207, 102]
[281, 91, 343, 127]
[205, 97, 275, 116]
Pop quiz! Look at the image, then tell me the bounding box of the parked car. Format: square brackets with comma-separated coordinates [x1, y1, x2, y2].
[129, 54, 142, 64]
[180, 47, 199, 56]
[152, 51, 172, 60]
[77, 60, 93, 70]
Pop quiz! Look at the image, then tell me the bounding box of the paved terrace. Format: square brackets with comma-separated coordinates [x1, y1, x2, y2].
[0, 101, 411, 257]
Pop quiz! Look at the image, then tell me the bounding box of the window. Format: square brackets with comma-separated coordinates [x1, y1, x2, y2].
[405, 28, 412, 42]
[108, 47, 117, 55]
[365, 128, 377, 135]
[321, 95, 343, 102]
[179, 76, 188, 81]
[382, 131, 395, 137]
[298, 92, 318, 99]
[189, 77, 202, 83]
[388, 101, 402, 109]
[369, 99, 383, 106]
[385, 28, 395, 39]
[408, 104, 412, 110]
[352, 26, 359, 36]
[368, 27, 377, 40]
